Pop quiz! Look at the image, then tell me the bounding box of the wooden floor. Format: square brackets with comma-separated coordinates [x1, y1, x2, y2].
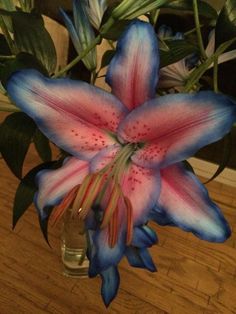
[0, 149, 236, 314]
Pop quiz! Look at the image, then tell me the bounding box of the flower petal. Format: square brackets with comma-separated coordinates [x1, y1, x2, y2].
[60, 8, 82, 56]
[100, 266, 120, 307]
[106, 20, 159, 110]
[132, 225, 158, 248]
[121, 163, 160, 226]
[35, 157, 89, 218]
[205, 29, 215, 58]
[118, 91, 236, 168]
[86, 163, 160, 273]
[89, 144, 121, 173]
[89, 223, 126, 274]
[125, 246, 156, 272]
[7, 69, 127, 160]
[155, 163, 231, 242]
[125, 247, 145, 268]
[90, 147, 160, 226]
[149, 205, 175, 226]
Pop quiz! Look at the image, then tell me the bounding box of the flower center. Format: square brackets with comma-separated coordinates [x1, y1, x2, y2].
[51, 144, 136, 248]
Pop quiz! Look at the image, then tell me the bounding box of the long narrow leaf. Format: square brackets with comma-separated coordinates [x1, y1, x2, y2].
[0, 112, 36, 178]
[205, 133, 232, 184]
[215, 0, 236, 49]
[163, 0, 218, 20]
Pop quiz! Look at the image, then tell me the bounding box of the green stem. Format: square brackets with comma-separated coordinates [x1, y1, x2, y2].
[193, 0, 207, 60]
[53, 17, 116, 78]
[213, 56, 219, 93]
[107, 40, 115, 50]
[184, 24, 204, 36]
[0, 55, 15, 60]
[30, 0, 35, 10]
[184, 38, 236, 92]
[0, 16, 16, 54]
[53, 35, 102, 78]
[90, 70, 98, 85]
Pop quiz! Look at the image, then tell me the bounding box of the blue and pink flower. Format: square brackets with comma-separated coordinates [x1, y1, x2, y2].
[7, 20, 236, 305]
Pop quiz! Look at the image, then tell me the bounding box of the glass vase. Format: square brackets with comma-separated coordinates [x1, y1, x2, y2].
[61, 209, 89, 277]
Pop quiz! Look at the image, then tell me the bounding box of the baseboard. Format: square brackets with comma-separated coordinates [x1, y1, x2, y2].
[189, 157, 236, 187]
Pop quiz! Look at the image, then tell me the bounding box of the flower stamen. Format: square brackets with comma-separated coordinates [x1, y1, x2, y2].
[108, 206, 118, 248]
[72, 174, 94, 214]
[100, 184, 121, 228]
[79, 174, 105, 219]
[124, 196, 133, 245]
[50, 184, 80, 226]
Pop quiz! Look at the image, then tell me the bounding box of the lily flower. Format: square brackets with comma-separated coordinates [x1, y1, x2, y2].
[60, 0, 97, 71]
[158, 27, 236, 91]
[7, 21, 236, 305]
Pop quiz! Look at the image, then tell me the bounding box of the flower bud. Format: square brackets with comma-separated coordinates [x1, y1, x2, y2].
[60, 0, 97, 71]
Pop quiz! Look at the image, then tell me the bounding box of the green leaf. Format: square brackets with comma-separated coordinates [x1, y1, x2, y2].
[215, 0, 236, 49]
[0, 0, 15, 12]
[12, 161, 58, 229]
[39, 206, 54, 245]
[0, 52, 48, 88]
[111, 0, 170, 20]
[182, 160, 195, 174]
[0, 34, 11, 55]
[0, 0, 15, 32]
[160, 39, 199, 68]
[184, 37, 236, 92]
[101, 19, 131, 40]
[0, 112, 36, 178]
[12, 11, 57, 74]
[101, 49, 115, 68]
[33, 129, 52, 162]
[205, 133, 232, 184]
[162, 0, 218, 19]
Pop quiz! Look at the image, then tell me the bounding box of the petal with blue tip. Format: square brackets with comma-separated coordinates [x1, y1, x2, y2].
[101, 266, 120, 307]
[106, 20, 159, 110]
[125, 247, 145, 268]
[7, 70, 127, 160]
[149, 205, 175, 226]
[35, 157, 89, 218]
[90, 224, 126, 274]
[60, 8, 82, 55]
[118, 91, 236, 169]
[156, 163, 231, 242]
[125, 247, 156, 272]
[132, 225, 158, 248]
[125, 246, 156, 272]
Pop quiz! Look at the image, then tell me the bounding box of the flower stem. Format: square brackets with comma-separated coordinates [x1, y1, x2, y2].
[53, 17, 116, 78]
[193, 0, 207, 60]
[90, 70, 98, 85]
[53, 35, 102, 78]
[184, 38, 236, 92]
[0, 55, 15, 60]
[107, 40, 115, 50]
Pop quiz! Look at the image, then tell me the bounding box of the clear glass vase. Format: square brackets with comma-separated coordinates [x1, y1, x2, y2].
[61, 209, 89, 277]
